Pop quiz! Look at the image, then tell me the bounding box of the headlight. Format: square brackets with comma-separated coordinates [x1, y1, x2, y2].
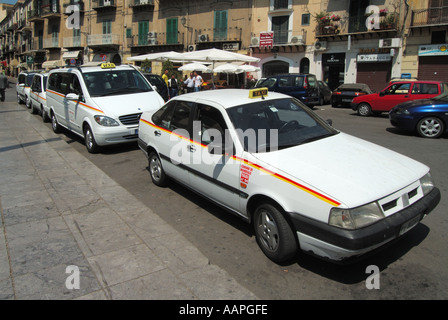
[396, 108, 410, 115]
[420, 172, 434, 195]
[329, 202, 384, 230]
[94, 115, 119, 126]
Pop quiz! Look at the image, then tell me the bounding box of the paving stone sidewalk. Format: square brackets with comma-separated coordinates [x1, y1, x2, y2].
[0, 95, 257, 300]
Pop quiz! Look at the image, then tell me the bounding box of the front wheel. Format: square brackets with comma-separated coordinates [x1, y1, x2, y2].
[253, 202, 297, 263]
[357, 103, 372, 117]
[51, 112, 62, 133]
[84, 125, 100, 154]
[417, 117, 445, 139]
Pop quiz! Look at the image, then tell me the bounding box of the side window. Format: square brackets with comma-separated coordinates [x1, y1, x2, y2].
[18, 74, 25, 84]
[58, 73, 72, 95]
[412, 83, 439, 94]
[386, 83, 411, 94]
[69, 74, 83, 96]
[47, 73, 58, 91]
[260, 78, 277, 88]
[307, 75, 317, 88]
[157, 101, 193, 132]
[278, 76, 293, 87]
[294, 76, 305, 87]
[196, 104, 228, 146]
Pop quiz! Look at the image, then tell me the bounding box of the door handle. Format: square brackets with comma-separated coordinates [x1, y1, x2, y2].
[188, 145, 196, 152]
[154, 130, 161, 137]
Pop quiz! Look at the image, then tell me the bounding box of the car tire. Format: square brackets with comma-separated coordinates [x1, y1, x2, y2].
[253, 202, 297, 263]
[84, 124, 100, 154]
[318, 95, 324, 106]
[30, 101, 38, 114]
[41, 105, 50, 122]
[17, 94, 23, 104]
[26, 97, 33, 110]
[417, 117, 445, 139]
[51, 112, 62, 134]
[357, 103, 372, 117]
[148, 151, 168, 187]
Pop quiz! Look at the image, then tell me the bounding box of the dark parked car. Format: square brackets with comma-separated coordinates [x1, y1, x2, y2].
[143, 73, 169, 102]
[331, 83, 372, 108]
[255, 74, 320, 107]
[389, 91, 448, 139]
[318, 80, 332, 105]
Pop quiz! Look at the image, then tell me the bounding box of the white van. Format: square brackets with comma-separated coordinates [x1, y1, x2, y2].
[16, 71, 38, 107]
[46, 63, 164, 153]
[29, 72, 49, 120]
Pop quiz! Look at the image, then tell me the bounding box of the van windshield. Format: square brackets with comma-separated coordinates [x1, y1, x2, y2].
[82, 69, 154, 97]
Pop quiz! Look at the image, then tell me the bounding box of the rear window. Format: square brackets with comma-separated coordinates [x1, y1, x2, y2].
[411, 83, 439, 94]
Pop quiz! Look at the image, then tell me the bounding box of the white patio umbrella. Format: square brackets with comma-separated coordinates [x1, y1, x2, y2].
[178, 62, 211, 72]
[236, 64, 261, 73]
[127, 51, 184, 62]
[213, 63, 240, 73]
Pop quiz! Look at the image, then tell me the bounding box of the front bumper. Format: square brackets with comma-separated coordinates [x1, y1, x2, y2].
[93, 125, 140, 146]
[287, 187, 441, 262]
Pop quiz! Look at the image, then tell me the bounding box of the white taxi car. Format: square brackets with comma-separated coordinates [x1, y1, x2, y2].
[46, 63, 164, 153]
[138, 88, 440, 263]
[29, 72, 49, 120]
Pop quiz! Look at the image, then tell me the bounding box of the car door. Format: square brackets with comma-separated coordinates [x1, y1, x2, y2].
[151, 100, 194, 185]
[376, 82, 412, 111]
[66, 73, 85, 135]
[186, 102, 242, 212]
[410, 82, 440, 100]
[30, 76, 40, 108]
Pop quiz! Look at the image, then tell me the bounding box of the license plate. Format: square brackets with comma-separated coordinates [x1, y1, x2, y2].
[399, 215, 420, 236]
[342, 98, 353, 102]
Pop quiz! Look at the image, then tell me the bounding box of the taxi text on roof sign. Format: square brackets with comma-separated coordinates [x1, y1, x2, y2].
[249, 87, 268, 99]
[101, 62, 116, 69]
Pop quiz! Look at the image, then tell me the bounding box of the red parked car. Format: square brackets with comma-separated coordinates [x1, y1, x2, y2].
[351, 81, 448, 116]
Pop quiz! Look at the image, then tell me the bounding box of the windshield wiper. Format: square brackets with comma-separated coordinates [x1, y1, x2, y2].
[277, 133, 336, 150]
[98, 87, 148, 96]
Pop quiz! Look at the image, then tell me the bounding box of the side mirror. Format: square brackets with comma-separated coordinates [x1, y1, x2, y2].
[18, 83, 25, 87]
[379, 91, 385, 97]
[65, 93, 79, 101]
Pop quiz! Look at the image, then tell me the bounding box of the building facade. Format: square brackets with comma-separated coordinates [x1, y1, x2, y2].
[0, 0, 447, 88]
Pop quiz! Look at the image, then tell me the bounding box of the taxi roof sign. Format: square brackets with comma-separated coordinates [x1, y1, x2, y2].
[101, 62, 116, 69]
[249, 87, 268, 99]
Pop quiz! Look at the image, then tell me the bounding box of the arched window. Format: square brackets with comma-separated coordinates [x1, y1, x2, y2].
[262, 60, 289, 77]
[300, 58, 310, 74]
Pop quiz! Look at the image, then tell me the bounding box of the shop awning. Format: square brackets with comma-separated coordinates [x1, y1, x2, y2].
[62, 51, 81, 59]
[42, 60, 63, 69]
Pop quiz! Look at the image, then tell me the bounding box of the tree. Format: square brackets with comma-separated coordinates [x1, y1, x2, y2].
[162, 59, 175, 77]
[141, 59, 152, 73]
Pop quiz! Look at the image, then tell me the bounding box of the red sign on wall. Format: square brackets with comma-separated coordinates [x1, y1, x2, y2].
[259, 32, 274, 48]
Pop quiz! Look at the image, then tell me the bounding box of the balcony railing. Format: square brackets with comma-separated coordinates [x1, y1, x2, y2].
[411, 7, 448, 26]
[273, 0, 288, 10]
[87, 33, 120, 46]
[127, 32, 184, 47]
[63, 36, 82, 47]
[41, 0, 61, 16]
[43, 37, 60, 48]
[130, 0, 154, 6]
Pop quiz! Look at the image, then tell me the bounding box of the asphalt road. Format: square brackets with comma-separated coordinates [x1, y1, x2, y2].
[6, 88, 448, 299]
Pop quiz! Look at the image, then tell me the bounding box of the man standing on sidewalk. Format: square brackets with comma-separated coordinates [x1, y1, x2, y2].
[168, 74, 179, 99]
[193, 71, 203, 92]
[0, 72, 8, 102]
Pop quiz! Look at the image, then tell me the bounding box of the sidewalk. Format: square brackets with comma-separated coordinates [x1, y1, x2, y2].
[0, 92, 257, 300]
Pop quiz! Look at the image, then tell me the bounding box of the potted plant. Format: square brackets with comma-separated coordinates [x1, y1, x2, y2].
[380, 8, 388, 17]
[331, 14, 341, 22]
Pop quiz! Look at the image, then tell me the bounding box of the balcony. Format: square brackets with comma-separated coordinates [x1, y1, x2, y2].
[127, 32, 184, 53]
[250, 29, 307, 53]
[41, 0, 61, 19]
[87, 34, 120, 49]
[63, 0, 85, 14]
[28, 10, 44, 22]
[93, 0, 117, 13]
[411, 7, 448, 27]
[43, 37, 60, 49]
[316, 12, 398, 40]
[63, 36, 83, 48]
[130, 0, 154, 12]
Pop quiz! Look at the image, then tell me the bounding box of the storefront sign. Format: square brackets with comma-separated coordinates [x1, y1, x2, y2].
[259, 32, 274, 48]
[418, 44, 448, 56]
[357, 53, 391, 63]
[322, 53, 345, 64]
[26, 55, 34, 65]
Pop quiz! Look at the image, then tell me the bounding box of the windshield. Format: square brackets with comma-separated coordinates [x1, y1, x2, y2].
[227, 98, 338, 153]
[82, 69, 154, 97]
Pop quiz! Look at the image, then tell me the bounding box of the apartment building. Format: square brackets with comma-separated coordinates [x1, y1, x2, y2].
[1, 0, 447, 86]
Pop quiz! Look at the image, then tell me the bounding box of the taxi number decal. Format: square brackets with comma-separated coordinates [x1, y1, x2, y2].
[240, 164, 253, 189]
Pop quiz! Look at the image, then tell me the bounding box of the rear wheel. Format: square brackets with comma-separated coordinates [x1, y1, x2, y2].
[417, 117, 445, 139]
[148, 151, 168, 187]
[357, 103, 372, 117]
[17, 94, 23, 104]
[41, 105, 50, 122]
[253, 202, 297, 263]
[51, 112, 62, 133]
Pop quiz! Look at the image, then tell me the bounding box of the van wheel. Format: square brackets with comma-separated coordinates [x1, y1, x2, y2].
[84, 125, 99, 154]
[51, 112, 62, 133]
[148, 152, 168, 187]
[41, 106, 50, 122]
[357, 103, 372, 117]
[253, 202, 297, 263]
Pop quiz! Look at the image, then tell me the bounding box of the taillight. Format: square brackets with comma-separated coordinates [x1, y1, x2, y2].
[355, 92, 366, 96]
[304, 78, 308, 89]
[333, 91, 341, 95]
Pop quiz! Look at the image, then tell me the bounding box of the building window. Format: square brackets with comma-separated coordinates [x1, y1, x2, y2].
[103, 20, 112, 34]
[214, 10, 228, 41]
[273, 0, 288, 10]
[301, 13, 310, 26]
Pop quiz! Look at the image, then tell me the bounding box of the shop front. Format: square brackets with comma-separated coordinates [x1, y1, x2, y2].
[417, 44, 448, 81]
[356, 50, 392, 93]
[322, 53, 345, 90]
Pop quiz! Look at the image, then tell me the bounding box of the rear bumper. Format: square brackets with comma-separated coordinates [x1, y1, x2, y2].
[287, 187, 441, 262]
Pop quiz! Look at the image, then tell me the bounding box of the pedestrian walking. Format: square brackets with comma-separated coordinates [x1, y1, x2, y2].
[193, 71, 203, 92]
[168, 74, 179, 99]
[184, 72, 195, 93]
[0, 72, 8, 102]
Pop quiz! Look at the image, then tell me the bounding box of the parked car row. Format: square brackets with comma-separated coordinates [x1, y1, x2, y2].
[17, 72, 441, 264]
